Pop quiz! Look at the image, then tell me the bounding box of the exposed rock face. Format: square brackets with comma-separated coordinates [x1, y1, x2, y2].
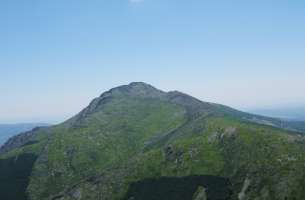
[69, 188, 82, 200]
[164, 145, 184, 164]
[208, 127, 237, 144]
[192, 186, 207, 200]
[238, 178, 251, 200]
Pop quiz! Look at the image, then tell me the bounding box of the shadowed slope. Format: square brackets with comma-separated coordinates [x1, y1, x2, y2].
[0, 153, 38, 200]
[124, 175, 232, 200]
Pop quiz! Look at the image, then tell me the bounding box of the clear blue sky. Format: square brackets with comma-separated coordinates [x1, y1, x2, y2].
[1, 0, 305, 123]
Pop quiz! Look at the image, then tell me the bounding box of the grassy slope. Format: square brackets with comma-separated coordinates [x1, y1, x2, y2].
[27, 95, 187, 200]
[1, 83, 305, 200]
[48, 115, 305, 200]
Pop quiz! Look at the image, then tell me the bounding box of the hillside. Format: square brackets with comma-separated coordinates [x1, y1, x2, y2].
[1, 82, 305, 200]
[0, 123, 49, 146]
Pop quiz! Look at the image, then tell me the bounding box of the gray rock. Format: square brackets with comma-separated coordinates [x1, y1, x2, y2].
[192, 186, 207, 200]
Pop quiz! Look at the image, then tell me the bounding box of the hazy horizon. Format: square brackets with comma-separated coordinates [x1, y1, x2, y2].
[1, 0, 305, 123]
[1, 82, 304, 124]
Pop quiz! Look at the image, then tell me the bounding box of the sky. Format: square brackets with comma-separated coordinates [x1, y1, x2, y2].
[1, 0, 305, 123]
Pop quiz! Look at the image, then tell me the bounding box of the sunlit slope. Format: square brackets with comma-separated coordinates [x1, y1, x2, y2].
[1, 82, 305, 200]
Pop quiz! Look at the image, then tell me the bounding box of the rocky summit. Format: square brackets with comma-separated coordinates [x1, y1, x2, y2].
[1, 82, 305, 200]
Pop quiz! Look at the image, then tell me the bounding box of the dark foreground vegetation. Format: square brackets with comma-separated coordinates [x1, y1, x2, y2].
[0, 153, 38, 200]
[124, 175, 232, 200]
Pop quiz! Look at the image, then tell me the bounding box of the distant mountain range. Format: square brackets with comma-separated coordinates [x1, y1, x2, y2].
[249, 106, 305, 121]
[1, 82, 305, 200]
[0, 123, 49, 146]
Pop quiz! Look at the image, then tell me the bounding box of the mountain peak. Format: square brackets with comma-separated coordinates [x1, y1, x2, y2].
[2, 83, 305, 200]
[67, 82, 166, 126]
[102, 82, 165, 99]
[128, 81, 152, 87]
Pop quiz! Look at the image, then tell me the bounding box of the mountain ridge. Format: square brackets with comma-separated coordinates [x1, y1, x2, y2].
[1, 82, 305, 200]
[0, 123, 49, 147]
[3, 82, 304, 155]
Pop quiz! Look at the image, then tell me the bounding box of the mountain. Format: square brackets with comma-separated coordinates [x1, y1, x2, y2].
[1, 82, 305, 200]
[0, 123, 49, 146]
[249, 106, 305, 121]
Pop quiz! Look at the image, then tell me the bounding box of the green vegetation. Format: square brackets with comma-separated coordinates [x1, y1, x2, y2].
[1, 82, 305, 200]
